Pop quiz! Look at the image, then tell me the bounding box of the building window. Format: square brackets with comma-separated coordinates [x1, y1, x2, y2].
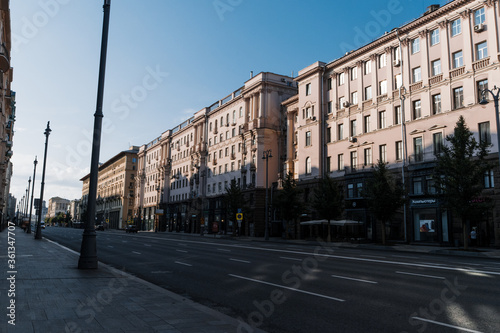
[453, 51, 463, 68]
[338, 154, 344, 171]
[338, 123, 344, 140]
[431, 59, 441, 76]
[479, 121, 491, 144]
[453, 87, 464, 109]
[305, 131, 311, 146]
[484, 170, 494, 189]
[351, 67, 357, 80]
[339, 97, 346, 108]
[412, 67, 421, 83]
[394, 106, 401, 125]
[327, 101, 332, 114]
[476, 41, 488, 60]
[338, 72, 345, 85]
[432, 94, 441, 114]
[365, 86, 372, 100]
[379, 144, 387, 163]
[327, 78, 332, 90]
[305, 83, 311, 96]
[364, 148, 372, 166]
[414, 137, 423, 162]
[395, 74, 402, 89]
[326, 127, 332, 143]
[474, 7, 485, 25]
[378, 110, 386, 129]
[305, 157, 311, 175]
[378, 53, 386, 68]
[379, 80, 387, 95]
[326, 156, 331, 173]
[451, 18, 461, 36]
[433, 132, 443, 155]
[413, 100, 421, 119]
[411, 38, 420, 54]
[413, 177, 423, 194]
[396, 141, 403, 161]
[430, 29, 440, 46]
[350, 119, 357, 137]
[364, 115, 371, 133]
[350, 151, 357, 171]
[477, 79, 488, 103]
[347, 183, 354, 198]
[394, 46, 400, 63]
[351, 91, 358, 105]
[239, 107, 243, 118]
[364, 60, 371, 74]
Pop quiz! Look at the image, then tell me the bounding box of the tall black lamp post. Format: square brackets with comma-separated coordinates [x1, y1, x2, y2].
[27, 157, 38, 234]
[25, 178, 31, 232]
[480, 86, 500, 167]
[35, 122, 51, 240]
[262, 149, 272, 240]
[78, 0, 111, 269]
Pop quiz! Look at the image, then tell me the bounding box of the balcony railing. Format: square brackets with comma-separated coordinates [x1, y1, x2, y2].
[473, 57, 490, 71]
[429, 74, 443, 85]
[410, 81, 422, 92]
[450, 66, 465, 79]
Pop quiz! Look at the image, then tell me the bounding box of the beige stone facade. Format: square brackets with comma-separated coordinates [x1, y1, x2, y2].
[81, 147, 138, 229]
[0, 1, 13, 230]
[47, 197, 70, 219]
[134, 73, 297, 234]
[284, 0, 500, 245]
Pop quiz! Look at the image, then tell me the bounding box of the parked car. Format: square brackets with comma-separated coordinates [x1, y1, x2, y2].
[96, 224, 105, 231]
[125, 224, 138, 233]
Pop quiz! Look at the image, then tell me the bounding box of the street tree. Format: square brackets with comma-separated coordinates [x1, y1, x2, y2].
[433, 115, 490, 250]
[312, 175, 344, 242]
[364, 160, 405, 245]
[224, 178, 246, 234]
[273, 172, 303, 239]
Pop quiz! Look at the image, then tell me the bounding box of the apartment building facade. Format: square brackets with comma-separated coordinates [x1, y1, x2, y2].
[284, 0, 500, 245]
[47, 197, 70, 219]
[134, 72, 297, 235]
[0, 1, 13, 231]
[80, 147, 138, 229]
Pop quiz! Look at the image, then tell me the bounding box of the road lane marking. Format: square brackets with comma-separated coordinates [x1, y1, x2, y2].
[119, 235, 500, 276]
[361, 255, 386, 259]
[132, 251, 141, 255]
[175, 261, 192, 267]
[331, 274, 378, 284]
[176, 250, 188, 253]
[217, 248, 231, 252]
[411, 317, 484, 333]
[392, 255, 419, 259]
[144, 244, 152, 247]
[396, 271, 445, 279]
[280, 256, 302, 261]
[229, 274, 345, 302]
[229, 258, 251, 264]
[108, 245, 114, 248]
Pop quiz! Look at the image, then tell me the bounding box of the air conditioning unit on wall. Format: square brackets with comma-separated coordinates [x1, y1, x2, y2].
[474, 24, 485, 32]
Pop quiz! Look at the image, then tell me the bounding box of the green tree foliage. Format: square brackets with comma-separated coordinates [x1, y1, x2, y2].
[273, 172, 303, 239]
[364, 160, 405, 245]
[224, 178, 246, 234]
[312, 175, 344, 242]
[433, 116, 490, 249]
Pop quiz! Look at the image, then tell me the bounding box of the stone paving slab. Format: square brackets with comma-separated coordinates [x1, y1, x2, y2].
[0, 228, 266, 333]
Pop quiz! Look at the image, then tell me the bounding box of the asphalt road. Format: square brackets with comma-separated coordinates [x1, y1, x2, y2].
[41, 227, 500, 333]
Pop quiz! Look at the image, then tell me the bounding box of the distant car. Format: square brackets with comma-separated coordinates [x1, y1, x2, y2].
[96, 224, 105, 231]
[125, 224, 138, 233]
[41, 222, 45, 229]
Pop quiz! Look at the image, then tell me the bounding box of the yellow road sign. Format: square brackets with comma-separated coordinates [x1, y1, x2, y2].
[236, 213, 243, 220]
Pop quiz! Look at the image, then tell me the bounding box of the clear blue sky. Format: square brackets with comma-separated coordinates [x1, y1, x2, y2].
[10, 0, 450, 203]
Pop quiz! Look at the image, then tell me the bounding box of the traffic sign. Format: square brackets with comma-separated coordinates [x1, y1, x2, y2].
[236, 213, 243, 220]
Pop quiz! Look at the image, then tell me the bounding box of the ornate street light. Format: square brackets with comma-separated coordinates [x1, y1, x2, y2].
[480, 86, 500, 167]
[262, 149, 272, 240]
[27, 157, 38, 234]
[78, 0, 111, 269]
[25, 177, 31, 233]
[35, 122, 51, 240]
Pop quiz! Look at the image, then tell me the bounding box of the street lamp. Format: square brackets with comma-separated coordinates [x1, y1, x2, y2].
[79, 0, 111, 269]
[262, 149, 272, 240]
[27, 157, 38, 234]
[35, 122, 51, 240]
[25, 177, 31, 233]
[480, 85, 500, 167]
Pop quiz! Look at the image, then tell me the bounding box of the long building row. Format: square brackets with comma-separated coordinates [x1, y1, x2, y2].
[80, 0, 500, 246]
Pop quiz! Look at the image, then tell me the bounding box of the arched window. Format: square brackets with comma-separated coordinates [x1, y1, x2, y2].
[306, 157, 311, 175]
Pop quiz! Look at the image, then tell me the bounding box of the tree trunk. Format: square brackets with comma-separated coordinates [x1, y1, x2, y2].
[381, 220, 386, 245]
[462, 218, 469, 250]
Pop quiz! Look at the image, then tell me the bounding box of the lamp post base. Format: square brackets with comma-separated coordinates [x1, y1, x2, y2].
[78, 231, 98, 269]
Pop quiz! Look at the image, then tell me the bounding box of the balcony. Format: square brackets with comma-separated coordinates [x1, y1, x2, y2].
[409, 81, 422, 92]
[377, 94, 388, 104]
[429, 74, 443, 85]
[449, 66, 465, 79]
[473, 57, 490, 71]
[213, 158, 217, 166]
[230, 153, 236, 160]
[362, 99, 372, 109]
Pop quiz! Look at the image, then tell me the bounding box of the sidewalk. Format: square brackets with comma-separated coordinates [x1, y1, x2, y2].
[0, 227, 266, 333]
